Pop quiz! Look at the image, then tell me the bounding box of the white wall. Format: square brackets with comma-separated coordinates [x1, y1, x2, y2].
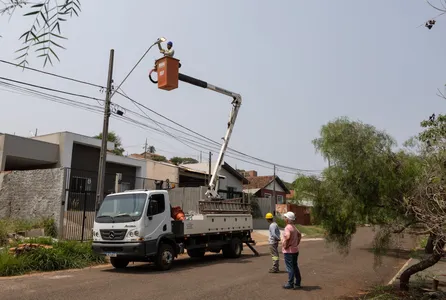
[265, 181, 285, 192]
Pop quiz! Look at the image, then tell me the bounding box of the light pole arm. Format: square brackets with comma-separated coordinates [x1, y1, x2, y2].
[178, 73, 242, 199]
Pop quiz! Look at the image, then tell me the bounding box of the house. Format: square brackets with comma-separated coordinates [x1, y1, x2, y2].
[181, 162, 249, 199]
[0, 131, 147, 195]
[128, 154, 227, 191]
[0, 131, 148, 240]
[242, 170, 290, 204]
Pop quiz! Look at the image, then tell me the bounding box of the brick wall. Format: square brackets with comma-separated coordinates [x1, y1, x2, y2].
[275, 204, 312, 225]
[0, 168, 65, 235]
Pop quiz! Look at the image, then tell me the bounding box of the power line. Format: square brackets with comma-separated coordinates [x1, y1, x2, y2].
[0, 76, 104, 103]
[2, 80, 318, 175]
[0, 59, 105, 89]
[0, 67, 322, 174]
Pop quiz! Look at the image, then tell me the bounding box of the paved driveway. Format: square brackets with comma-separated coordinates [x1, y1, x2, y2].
[0, 227, 415, 300]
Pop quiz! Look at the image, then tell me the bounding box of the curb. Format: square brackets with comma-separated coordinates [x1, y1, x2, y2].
[387, 258, 412, 285]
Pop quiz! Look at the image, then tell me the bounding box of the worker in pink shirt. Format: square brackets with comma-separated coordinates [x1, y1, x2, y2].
[281, 211, 302, 290]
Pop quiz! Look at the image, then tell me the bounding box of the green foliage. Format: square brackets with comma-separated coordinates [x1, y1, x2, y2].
[94, 131, 125, 156]
[42, 217, 57, 238]
[147, 145, 156, 154]
[151, 154, 168, 162]
[0, 218, 58, 246]
[0, 240, 105, 276]
[0, 0, 81, 67]
[300, 117, 423, 253]
[170, 157, 199, 166]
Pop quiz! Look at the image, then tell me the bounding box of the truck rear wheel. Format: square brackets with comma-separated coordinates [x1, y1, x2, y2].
[110, 257, 129, 269]
[155, 243, 175, 271]
[222, 237, 243, 259]
[187, 248, 206, 258]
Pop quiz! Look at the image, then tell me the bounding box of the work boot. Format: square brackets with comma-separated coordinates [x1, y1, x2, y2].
[268, 268, 279, 273]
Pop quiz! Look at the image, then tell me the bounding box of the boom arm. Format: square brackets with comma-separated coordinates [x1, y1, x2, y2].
[178, 73, 242, 199]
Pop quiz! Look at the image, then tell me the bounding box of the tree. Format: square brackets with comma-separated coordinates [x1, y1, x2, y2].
[94, 131, 125, 156]
[1, 0, 81, 67]
[147, 145, 156, 154]
[296, 117, 426, 290]
[150, 154, 167, 162]
[169, 157, 198, 166]
[397, 113, 446, 290]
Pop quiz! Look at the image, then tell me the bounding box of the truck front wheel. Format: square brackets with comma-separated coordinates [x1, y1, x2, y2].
[155, 243, 175, 271]
[110, 257, 129, 269]
[222, 237, 243, 259]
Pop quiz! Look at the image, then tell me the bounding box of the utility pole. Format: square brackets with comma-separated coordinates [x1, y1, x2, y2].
[35, 128, 38, 137]
[273, 165, 276, 216]
[144, 138, 148, 159]
[95, 49, 115, 210]
[200, 151, 202, 163]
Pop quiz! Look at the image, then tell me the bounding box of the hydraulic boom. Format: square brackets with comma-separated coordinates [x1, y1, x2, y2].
[177, 73, 242, 199]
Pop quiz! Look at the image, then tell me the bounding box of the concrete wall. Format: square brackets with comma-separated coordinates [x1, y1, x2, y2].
[145, 160, 179, 183]
[0, 168, 65, 235]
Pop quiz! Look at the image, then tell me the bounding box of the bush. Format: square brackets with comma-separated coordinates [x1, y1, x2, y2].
[0, 217, 58, 246]
[0, 240, 105, 276]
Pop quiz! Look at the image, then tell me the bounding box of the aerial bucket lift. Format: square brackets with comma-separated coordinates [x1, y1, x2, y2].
[149, 53, 243, 202]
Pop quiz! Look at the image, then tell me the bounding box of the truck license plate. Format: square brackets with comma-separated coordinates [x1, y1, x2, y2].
[105, 252, 117, 257]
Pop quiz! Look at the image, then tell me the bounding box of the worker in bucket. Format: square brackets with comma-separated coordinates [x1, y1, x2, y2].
[266, 212, 281, 273]
[281, 211, 302, 290]
[158, 40, 175, 57]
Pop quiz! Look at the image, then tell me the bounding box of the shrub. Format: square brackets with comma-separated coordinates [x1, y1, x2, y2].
[0, 240, 105, 276]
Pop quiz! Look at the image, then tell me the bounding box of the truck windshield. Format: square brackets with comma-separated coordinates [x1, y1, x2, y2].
[95, 193, 147, 223]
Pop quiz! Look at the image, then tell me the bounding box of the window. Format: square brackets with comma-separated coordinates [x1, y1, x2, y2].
[227, 186, 236, 199]
[148, 194, 166, 216]
[70, 176, 92, 193]
[277, 195, 284, 204]
[264, 193, 272, 198]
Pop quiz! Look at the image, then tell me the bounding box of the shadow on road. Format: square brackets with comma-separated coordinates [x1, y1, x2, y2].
[102, 252, 268, 275]
[359, 247, 413, 260]
[301, 286, 322, 292]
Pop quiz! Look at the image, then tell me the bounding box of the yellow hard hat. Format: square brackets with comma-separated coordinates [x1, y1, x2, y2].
[265, 213, 273, 219]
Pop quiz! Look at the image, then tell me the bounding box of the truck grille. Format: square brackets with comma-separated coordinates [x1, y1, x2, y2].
[100, 229, 127, 240]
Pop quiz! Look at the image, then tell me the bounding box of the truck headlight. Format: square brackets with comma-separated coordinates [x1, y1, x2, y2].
[127, 230, 140, 238]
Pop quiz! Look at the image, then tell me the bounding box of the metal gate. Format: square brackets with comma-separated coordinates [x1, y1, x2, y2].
[63, 168, 98, 241]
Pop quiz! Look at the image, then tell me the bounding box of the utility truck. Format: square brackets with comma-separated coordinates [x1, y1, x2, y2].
[91, 190, 257, 270]
[91, 60, 258, 270]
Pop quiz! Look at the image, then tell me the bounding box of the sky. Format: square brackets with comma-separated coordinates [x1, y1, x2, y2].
[1, 0, 446, 183]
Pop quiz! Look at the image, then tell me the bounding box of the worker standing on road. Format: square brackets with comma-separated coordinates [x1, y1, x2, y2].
[266, 212, 281, 273]
[281, 211, 302, 290]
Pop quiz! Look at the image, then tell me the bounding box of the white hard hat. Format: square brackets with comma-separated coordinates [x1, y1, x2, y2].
[283, 211, 295, 221]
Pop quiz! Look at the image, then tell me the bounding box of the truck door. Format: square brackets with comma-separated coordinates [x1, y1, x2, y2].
[144, 193, 171, 242]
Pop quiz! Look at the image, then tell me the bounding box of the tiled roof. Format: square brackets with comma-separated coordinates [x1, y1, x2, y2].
[242, 175, 290, 194]
[243, 176, 274, 189]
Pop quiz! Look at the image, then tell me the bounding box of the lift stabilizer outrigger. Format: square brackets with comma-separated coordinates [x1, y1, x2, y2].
[176, 73, 242, 200]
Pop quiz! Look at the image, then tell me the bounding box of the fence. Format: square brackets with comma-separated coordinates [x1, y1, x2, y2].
[249, 197, 275, 229]
[168, 186, 206, 213]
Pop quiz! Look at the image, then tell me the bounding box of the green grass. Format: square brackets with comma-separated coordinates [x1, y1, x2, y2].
[275, 217, 326, 238]
[0, 217, 58, 246]
[0, 240, 106, 276]
[295, 224, 326, 238]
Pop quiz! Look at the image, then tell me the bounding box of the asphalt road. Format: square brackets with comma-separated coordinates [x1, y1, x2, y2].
[0, 228, 415, 300]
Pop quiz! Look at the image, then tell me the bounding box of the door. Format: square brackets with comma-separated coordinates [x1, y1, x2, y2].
[143, 193, 171, 242]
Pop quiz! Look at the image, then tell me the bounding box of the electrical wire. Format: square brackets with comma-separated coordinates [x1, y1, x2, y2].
[0, 66, 322, 174]
[0, 59, 105, 89]
[109, 42, 158, 100]
[0, 76, 104, 102]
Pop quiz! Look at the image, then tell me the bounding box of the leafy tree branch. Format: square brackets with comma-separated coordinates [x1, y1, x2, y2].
[1, 0, 81, 67]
